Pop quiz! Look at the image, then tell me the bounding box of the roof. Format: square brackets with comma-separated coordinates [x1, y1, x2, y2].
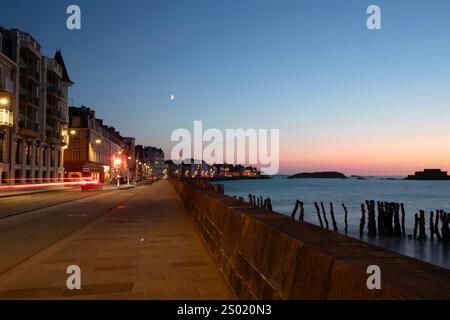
[54, 50, 74, 85]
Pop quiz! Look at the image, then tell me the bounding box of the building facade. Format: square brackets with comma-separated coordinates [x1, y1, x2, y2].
[64, 106, 129, 183]
[143, 146, 165, 178]
[0, 27, 73, 184]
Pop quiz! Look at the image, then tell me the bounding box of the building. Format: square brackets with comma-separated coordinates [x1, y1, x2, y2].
[134, 145, 151, 181]
[0, 27, 73, 184]
[64, 106, 129, 183]
[122, 137, 136, 182]
[406, 169, 450, 180]
[144, 146, 164, 178]
[0, 30, 16, 183]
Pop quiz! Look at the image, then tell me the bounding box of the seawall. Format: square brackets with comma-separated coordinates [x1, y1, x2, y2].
[173, 181, 450, 300]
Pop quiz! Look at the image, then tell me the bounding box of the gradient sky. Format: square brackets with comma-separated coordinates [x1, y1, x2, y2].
[2, 0, 450, 175]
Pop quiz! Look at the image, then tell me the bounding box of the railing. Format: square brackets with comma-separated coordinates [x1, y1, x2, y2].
[19, 32, 41, 52]
[46, 129, 61, 140]
[0, 80, 14, 93]
[46, 104, 61, 118]
[19, 88, 40, 106]
[0, 109, 13, 127]
[19, 59, 40, 81]
[47, 84, 62, 97]
[44, 57, 62, 75]
[18, 119, 39, 132]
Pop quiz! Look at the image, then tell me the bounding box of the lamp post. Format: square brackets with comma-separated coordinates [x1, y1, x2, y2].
[114, 153, 123, 189]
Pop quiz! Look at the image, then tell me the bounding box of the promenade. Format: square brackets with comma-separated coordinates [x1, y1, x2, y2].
[0, 181, 232, 300]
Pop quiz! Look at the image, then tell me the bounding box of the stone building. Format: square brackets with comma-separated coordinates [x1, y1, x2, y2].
[64, 106, 129, 183]
[0, 27, 73, 184]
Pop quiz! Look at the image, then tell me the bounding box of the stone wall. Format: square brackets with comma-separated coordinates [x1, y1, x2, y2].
[173, 181, 450, 300]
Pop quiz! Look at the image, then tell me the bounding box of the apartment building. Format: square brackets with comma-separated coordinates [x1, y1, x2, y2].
[0, 27, 73, 184]
[64, 106, 129, 183]
[144, 146, 165, 178]
[0, 30, 16, 183]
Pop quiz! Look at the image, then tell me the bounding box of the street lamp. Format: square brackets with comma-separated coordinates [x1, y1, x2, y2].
[113, 154, 123, 189]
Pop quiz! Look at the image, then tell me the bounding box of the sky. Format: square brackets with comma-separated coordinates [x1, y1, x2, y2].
[1, 0, 450, 175]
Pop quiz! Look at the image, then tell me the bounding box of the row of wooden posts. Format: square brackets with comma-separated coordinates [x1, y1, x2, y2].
[242, 194, 450, 242]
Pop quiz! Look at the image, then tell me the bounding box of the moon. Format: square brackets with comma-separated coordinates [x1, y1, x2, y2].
[170, 94, 176, 101]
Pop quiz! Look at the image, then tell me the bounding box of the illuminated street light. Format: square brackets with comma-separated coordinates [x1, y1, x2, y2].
[70, 130, 77, 135]
[0, 97, 9, 106]
[95, 139, 102, 144]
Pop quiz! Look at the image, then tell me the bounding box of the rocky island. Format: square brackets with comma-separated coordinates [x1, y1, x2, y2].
[287, 171, 347, 179]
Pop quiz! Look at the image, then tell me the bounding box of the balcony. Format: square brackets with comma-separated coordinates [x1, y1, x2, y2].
[46, 104, 61, 118]
[0, 80, 14, 94]
[44, 57, 62, 78]
[19, 32, 41, 56]
[47, 84, 63, 98]
[0, 109, 13, 128]
[19, 59, 40, 82]
[18, 117, 40, 137]
[46, 129, 62, 144]
[19, 88, 40, 107]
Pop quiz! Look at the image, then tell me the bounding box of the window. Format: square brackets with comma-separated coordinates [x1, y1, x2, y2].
[71, 116, 81, 127]
[71, 132, 80, 142]
[71, 149, 80, 161]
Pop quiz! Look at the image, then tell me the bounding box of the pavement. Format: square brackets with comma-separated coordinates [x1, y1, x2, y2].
[0, 180, 233, 300]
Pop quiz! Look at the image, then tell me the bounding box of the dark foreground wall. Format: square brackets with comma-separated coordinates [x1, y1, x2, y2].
[173, 181, 450, 300]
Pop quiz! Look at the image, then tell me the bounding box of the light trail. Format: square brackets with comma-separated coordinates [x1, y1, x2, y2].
[0, 180, 99, 191]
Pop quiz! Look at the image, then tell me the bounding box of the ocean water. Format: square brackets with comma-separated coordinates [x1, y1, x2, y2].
[216, 177, 450, 269]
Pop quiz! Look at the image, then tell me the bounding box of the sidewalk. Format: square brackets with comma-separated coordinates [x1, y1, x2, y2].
[0, 181, 233, 300]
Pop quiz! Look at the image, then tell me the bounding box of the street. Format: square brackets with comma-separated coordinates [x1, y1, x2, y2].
[0, 181, 232, 299]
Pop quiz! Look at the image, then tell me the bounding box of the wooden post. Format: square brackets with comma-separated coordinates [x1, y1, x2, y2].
[393, 203, 402, 237]
[299, 201, 304, 221]
[248, 194, 253, 206]
[400, 203, 406, 237]
[330, 202, 338, 232]
[377, 201, 383, 235]
[413, 213, 419, 239]
[435, 210, 442, 240]
[359, 204, 366, 237]
[367, 200, 376, 236]
[291, 200, 299, 219]
[314, 202, 324, 228]
[342, 203, 348, 234]
[418, 210, 427, 240]
[430, 211, 435, 240]
[267, 198, 273, 211]
[320, 202, 329, 230]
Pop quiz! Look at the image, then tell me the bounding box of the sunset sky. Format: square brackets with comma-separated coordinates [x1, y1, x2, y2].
[2, 0, 450, 175]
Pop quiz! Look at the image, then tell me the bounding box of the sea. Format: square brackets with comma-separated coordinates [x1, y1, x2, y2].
[215, 176, 450, 269]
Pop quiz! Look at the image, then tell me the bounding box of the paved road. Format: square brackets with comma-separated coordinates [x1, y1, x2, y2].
[0, 181, 232, 300]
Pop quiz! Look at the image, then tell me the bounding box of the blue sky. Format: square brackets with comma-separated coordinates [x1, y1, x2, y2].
[2, 0, 450, 174]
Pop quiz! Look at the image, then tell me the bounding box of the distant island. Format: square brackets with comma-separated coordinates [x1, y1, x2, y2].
[287, 171, 347, 179]
[405, 169, 450, 180]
